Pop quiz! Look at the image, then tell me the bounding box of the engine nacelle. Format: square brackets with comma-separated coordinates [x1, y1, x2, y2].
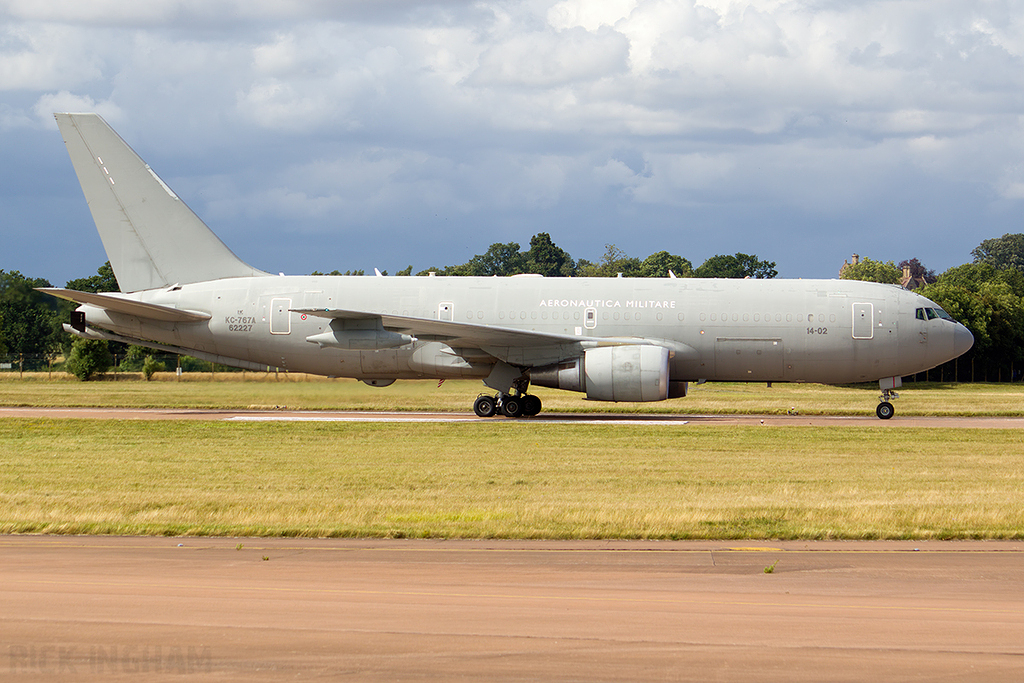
[531, 345, 671, 402]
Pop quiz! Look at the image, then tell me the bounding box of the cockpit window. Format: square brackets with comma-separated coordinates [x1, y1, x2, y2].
[917, 306, 954, 322]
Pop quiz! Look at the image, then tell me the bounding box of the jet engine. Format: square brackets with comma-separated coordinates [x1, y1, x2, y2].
[531, 345, 672, 402]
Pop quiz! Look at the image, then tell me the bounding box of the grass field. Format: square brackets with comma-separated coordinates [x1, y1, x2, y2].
[2, 418, 1023, 540]
[3, 376, 1024, 540]
[4, 372, 1024, 416]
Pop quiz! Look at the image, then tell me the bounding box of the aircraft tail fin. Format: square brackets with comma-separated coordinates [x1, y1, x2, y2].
[55, 113, 267, 293]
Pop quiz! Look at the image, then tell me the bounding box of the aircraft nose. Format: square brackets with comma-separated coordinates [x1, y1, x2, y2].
[953, 323, 974, 357]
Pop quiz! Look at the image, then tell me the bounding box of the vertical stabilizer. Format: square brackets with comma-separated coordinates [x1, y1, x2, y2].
[55, 113, 267, 292]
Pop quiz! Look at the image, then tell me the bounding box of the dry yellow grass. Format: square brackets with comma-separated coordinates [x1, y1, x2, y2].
[2, 419, 1022, 539]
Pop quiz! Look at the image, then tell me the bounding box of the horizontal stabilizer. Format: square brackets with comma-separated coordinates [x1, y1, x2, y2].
[39, 288, 211, 322]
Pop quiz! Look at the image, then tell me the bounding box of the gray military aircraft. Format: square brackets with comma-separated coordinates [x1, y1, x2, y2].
[42, 113, 973, 419]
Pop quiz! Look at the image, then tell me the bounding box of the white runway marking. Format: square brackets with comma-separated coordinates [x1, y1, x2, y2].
[4, 406, 1023, 427]
[226, 413, 689, 426]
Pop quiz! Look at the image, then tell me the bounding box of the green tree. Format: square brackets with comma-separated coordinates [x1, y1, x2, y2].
[972, 233, 1024, 273]
[64, 338, 112, 381]
[310, 269, 365, 276]
[142, 354, 166, 381]
[694, 253, 777, 279]
[463, 242, 526, 276]
[918, 263, 1024, 375]
[179, 355, 211, 372]
[525, 233, 574, 277]
[417, 235, 574, 277]
[0, 270, 63, 361]
[577, 244, 643, 277]
[839, 257, 901, 284]
[416, 267, 445, 276]
[932, 262, 1024, 298]
[119, 344, 147, 371]
[66, 261, 119, 293]
[640, 251, 693, 278]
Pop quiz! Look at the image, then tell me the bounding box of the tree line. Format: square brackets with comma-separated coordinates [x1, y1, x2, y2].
[309, 234, 778, 280]
[5, 232, 1024, 381]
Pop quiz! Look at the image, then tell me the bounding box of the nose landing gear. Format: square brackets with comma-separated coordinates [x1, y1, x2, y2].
[876, 377, 901, 419]
[876, 397, 896, 419]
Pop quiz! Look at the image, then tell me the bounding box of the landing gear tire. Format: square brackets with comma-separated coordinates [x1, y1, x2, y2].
[473, 384, 541, 419]
[521, 394, 542, 417]
[473, 395, 497, 418]
[876, 402, 895, 420]
[502, 395, 523, 418]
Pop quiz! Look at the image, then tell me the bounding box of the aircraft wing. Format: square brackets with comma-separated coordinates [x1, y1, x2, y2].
[295, 307, 583, 347]
[293, 307, 692, 366]
[38, 288, 212, 323]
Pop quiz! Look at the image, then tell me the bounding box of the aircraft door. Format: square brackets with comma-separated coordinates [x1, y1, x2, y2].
[852, 303, 873, 340]
[584, 307, 597, 330]
[438, 302, 453, 321]
[270, 298, 291, 335]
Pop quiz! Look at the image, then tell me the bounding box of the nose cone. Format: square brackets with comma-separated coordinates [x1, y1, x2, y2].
[953, 323, 974, 358]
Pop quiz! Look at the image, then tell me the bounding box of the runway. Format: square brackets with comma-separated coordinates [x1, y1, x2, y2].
[3, 537, 1023, 682]
[4, 405, 1024, 427]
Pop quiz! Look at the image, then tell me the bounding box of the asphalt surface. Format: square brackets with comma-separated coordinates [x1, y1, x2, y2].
[3, 537, 1023, 682]
[4, 405, 1024, 427]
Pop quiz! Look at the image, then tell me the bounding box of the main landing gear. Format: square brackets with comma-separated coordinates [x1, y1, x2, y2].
[473, 392, 542, 418]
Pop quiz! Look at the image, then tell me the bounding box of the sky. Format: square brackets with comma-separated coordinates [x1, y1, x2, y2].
[2, 0, 1023, 285]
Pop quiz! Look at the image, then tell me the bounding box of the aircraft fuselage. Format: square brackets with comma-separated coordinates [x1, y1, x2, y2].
[76, 274, 968, 386]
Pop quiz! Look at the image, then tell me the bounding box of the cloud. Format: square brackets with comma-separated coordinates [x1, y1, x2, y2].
[548, 0, 638, 32]
[0, 24, 105, 90]
[4, 0, 1024, 284]
[33, 91, 122, 126]
[469, 26, 630, 87]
